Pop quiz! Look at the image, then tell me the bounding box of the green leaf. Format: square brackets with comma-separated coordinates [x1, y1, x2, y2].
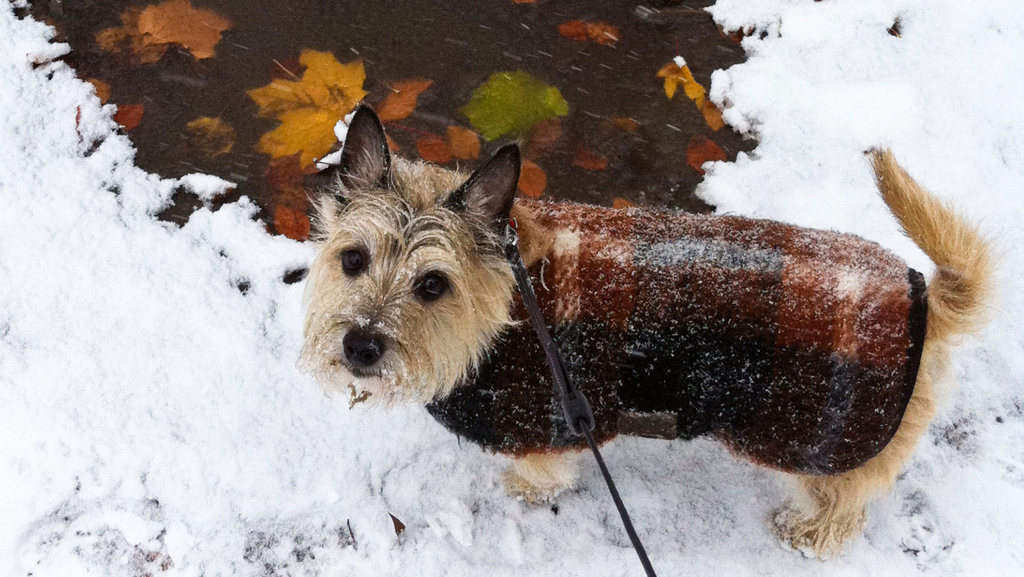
[461, 71, 569, 141]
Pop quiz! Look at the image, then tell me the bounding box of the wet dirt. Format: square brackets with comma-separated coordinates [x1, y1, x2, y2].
[29, 0, 755, 234]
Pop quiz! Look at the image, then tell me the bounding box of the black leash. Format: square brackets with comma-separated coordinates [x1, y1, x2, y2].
[503, 219, 658, 577]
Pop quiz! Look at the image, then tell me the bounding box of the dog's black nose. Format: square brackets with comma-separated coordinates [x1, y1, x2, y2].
[343, 331, 385, 369]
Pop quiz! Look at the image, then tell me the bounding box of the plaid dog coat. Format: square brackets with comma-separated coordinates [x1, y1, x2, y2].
[428, 200, 927, 475]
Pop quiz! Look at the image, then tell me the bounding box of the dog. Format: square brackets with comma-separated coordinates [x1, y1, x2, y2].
[300, 105, 991, 557]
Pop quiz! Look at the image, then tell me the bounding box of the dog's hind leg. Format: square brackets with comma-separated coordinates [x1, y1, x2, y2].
[502, 451, 580, 503]
[772, 349, 939, 557]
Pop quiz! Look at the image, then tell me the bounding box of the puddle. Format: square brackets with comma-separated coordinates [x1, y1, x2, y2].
[29, 0, 754, 238]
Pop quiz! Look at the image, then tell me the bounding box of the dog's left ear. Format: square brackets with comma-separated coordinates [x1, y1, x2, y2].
[444, 144, 520, 225]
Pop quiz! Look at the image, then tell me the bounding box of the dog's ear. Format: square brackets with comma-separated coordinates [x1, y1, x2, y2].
[444, 144, 520, 225]
[307, 106, 391, 200]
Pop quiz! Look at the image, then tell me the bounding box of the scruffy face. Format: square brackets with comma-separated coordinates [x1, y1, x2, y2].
[301, 107, 520, 404]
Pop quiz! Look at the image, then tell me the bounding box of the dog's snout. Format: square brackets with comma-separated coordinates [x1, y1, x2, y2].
[343, 330, 385, 369]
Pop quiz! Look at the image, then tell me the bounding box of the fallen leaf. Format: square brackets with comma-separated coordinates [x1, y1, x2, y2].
[657, 57, 704, 107]
[377, 79, 433, 121]
[517, 159, 547, 198]
[267, 153, 307, 212]
[445, 126, 480, 160]
[600, 117, 639, 133]
[273, 206, 310, 241]
[390, 514, 406, 536]
[557, 20, 620, 45]
[686, 135, 726, 175]
[613, 198, 637, 209]
[114, 103, 145, 130]
[86, 78, 111, 104]
[137, 0, 232, 61]
[526, 117, 562, 157]
[97, 0, 232, 64]
[462, 71, 569, 141]
[700, 100, 725, 131]
[573, 143, 608, 171]
[248, 50, 367, 168]
[386, 134, 401, 152]
[186, 117, 235, 158]
[270, 57, 304, 81]
[416, 134, 452, 164]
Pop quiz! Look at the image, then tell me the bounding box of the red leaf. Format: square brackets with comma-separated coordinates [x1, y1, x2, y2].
[572, 143, 608, 171]
[416, 135, 451, 164]
[273, 206, 310, 241]
[113, 103, 144, 130]
[686, 136, 727, 175]
[517, 159, 547, 198]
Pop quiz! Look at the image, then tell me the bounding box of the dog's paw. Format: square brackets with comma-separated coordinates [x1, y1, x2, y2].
[770, 502, 864, 559]
[501, 466, 564, 504]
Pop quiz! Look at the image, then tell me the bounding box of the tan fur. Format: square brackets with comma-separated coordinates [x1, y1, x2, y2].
[300, 156, 516, 404]
[503, 452, 580, 503]
[771, 150, 992, 557]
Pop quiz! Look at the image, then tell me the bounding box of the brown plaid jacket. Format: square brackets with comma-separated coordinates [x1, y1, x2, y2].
[428, 200, 927, 475]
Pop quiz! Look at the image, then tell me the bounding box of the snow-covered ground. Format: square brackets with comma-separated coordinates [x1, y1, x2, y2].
[2, 0, 1023, 575]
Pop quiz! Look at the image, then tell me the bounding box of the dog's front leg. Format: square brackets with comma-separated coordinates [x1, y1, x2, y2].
[502, 451, 581, 503]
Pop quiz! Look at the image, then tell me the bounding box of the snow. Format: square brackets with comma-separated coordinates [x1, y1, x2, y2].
[1, 0, 1023, 576]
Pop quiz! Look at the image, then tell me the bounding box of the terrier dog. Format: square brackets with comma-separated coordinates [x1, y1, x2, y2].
[301, 106, 991, 557]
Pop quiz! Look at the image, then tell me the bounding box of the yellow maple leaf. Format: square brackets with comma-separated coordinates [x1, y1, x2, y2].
[247, 49, 367, 167]
[657, 57, 705, 107]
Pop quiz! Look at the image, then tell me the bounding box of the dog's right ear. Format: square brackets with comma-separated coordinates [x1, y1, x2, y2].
[443, 144, 521, 227]
[306, 105, 392, 201]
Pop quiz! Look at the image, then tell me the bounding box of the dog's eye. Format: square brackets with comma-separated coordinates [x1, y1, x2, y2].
[414, 272, 450, 302]
[340, 248, 367, 276]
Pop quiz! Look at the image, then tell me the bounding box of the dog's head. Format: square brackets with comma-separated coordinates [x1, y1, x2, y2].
[301, 106, 519, 404]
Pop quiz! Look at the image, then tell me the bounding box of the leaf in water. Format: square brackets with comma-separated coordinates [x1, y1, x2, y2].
[462, 71, 568, 141]
[385, 134, 401, 153]
[445, 126, 480, 160]
[686, 135, 726, 175]
[273, 206, 310, 241]
[526, 117, 562, 157]
[114, 103, 144, 130]
[700, 100, 725, 131]
[517, 159, 547, 198]
[573, 143, 608, 171]
[96, 0, 232, 65]
[557, 20, 621, 46]
[613, 198, 637, 209]
[416, 135, 451, 164]
[390, 514, 406, 536]
[600, 117, 639, 133]
[377, 79, 433, 122]
[86, 79, 111, 104]
[266, 152, 307, 211]
[248, 50, 367, 168]
[186, 117, 235, 158]
[137, 0, 233, 61]
[657, 57, 704, 106]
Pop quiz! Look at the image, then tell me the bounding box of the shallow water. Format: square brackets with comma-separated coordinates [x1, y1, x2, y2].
[31, 0, 753, 234]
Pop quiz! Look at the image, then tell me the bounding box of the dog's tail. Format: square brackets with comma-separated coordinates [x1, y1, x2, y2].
[870, 149, 993, 343]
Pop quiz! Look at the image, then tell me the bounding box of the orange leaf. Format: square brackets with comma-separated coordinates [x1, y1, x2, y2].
[657, 57, 704, 107]
[114, 103, 144, 130]
[445, 126, 480, 160]
[377, 79, 433, 122]
[613, 198, 637, 209]
[601, 117, 639, 133]
[558, 20, 620, 45]
[95, 7, 166, 64]
[86, 78, 111, 104]
[416, 135, 451, 164]
[385, 134, 401, 152]
[136, 0, 233, 61]
[517, 159, 547, 198]
[186, 117, 235, 158]
[701, 100, 725, 131]
[273, 206, 310, 241]
[686, 136, 726, 175]
[573, 144, 608, 171]
[247, 50, 367, 168]
[266, 152, 307, 211]
[557, 20, 589, 42]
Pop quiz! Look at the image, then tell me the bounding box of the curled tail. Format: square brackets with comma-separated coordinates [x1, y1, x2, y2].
[870, 149, 993, 342]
